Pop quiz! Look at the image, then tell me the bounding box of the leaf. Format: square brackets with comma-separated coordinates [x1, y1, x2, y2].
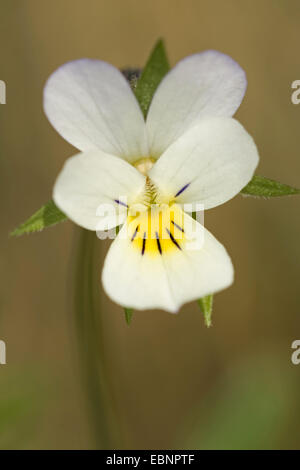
[124, 308, 134, 326]
[134, 38, 170, 117]
[241, 175, 300, 198]
[198, 295, 213, 328]
[11, 200, 67, 236]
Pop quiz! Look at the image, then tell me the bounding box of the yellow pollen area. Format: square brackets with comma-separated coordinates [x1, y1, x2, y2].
[133, 157, 156, 175]
[127, 204, 186, 257]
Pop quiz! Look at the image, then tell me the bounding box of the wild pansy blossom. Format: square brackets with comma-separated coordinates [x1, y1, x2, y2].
[44, 51, 259, 312]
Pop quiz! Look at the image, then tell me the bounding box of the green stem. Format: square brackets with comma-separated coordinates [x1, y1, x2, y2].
[73, 227, 119, 449]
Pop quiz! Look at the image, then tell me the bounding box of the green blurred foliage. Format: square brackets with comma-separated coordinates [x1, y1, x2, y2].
[0, 368, 44, 449]
[181, 355, 297, 449]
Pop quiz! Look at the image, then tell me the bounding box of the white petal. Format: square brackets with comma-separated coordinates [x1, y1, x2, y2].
[146, 50, 247, 157]
[53, 150, 145, 231]
[44, 59, 148, 161]
[149, 118, 259, 210]
[102, 205, 233, 313]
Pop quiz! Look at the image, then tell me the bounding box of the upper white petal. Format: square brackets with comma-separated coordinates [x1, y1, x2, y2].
[44, 59, 148, 161]
[102, 207, 233, 313]
[146, 50, 247, 157]
[149, 117, 259, 210]
[53, 150, 145, 231]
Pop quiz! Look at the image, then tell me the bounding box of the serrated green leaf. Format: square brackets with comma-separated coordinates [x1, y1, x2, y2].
[241, 175, 300, 197]
[134, 39, 170, 117]
[124, 308, 134, 325]
[11, 200, 67, 236]
[198, 295, 213, 328]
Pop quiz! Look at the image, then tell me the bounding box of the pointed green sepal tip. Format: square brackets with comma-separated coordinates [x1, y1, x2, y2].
[134, 38, 170, 117]
[124, 308, 134, 326]
[198, 295, 214, 328]
[10, 200, 67, 237]
[241, 175, 300, 198]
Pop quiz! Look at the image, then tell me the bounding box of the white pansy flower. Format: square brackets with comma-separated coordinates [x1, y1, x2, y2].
[44, 51, 259, 313]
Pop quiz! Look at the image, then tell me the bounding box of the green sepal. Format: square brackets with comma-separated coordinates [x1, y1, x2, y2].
[198, 295, 213, 328]
[124, 308, 134, 326]
[11, 200, 67, 236]
[241, 175, 300, 198]
[134, 39, 170, 117]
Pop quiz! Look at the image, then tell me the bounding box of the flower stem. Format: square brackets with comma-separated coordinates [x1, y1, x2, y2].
[73, 227, 119, 448]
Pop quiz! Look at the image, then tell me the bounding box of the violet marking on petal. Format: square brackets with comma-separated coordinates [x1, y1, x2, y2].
[166, 228, 181, 250]
[171, 220, 184, 233]
[131, 225, 139, 242]
[141, 232, 147, 255]
[156, 231, 162, 255]
[175, 183, 190, 198]
[114, 199, 128, 208]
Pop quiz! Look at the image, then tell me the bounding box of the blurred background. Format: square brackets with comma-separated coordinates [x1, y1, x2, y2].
[0, 0, 300, 449]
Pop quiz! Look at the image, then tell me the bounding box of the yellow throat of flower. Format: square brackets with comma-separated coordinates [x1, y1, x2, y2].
[126, 158, 188, 257]
[127, 203, 186, 257]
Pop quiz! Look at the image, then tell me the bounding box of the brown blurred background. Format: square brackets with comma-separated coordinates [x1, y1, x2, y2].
[1, 0, 300, 449]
